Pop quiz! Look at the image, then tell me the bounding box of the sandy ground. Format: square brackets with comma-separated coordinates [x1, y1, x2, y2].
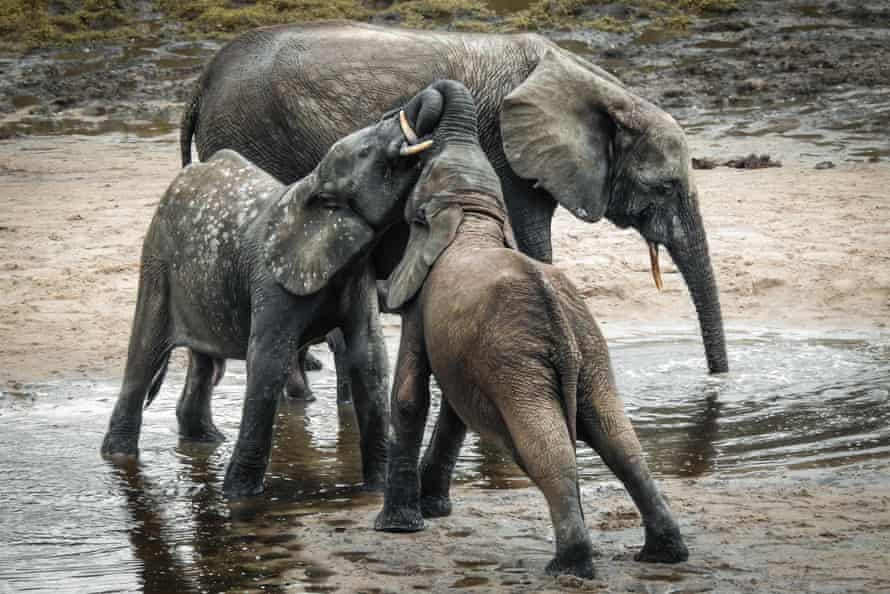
[1, 134, 888, 384]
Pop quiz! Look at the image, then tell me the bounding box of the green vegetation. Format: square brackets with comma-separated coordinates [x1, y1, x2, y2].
[0, 0, 740, 49]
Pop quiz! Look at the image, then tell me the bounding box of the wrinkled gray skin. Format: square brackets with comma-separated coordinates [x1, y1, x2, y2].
[181, 23, 728, 403]
[373, 80, 688, 578]
[101, 100, 441, 497]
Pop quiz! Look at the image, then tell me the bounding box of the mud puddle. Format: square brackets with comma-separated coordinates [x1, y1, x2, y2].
[1, 329, 888, 592]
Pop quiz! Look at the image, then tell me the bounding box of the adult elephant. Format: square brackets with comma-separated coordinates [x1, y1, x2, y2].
[181, 22, 728, 375]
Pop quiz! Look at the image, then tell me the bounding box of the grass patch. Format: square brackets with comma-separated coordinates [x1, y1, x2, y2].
[0, 0, 742, 49]
[0, 0, 150, 48]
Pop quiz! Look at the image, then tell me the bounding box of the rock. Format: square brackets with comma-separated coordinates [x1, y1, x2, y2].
[724, 154, 782, 169]
[738, 78, 768, 94]
[815, 161, 835, 169]
[692, 157, 718, 170]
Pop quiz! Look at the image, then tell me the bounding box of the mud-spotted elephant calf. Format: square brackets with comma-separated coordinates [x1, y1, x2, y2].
[374, 81, 688, 578]
[100, 88, 444, 498]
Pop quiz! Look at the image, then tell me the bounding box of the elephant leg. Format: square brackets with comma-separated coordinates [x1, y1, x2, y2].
[419, 398, 466, 518]
[327, 328, 353, 404]
[176, 351, 226, 442]
[577, 385, 688, 564]
[503, 400, 595, 579]
[501, 175, 557, 263]
[303, 349, 324, 371]
[342, 270, 389, 489]
[284, 347, 315, 401]
[223, 326, 291, 498]
[102, 272, 172, 458]
[375, 304, 429, 532]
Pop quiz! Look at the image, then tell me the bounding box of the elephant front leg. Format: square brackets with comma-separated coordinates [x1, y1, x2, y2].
[419, 399, 466, 518]
[223, 334, 289, 498]
[375, 305, 430, 533]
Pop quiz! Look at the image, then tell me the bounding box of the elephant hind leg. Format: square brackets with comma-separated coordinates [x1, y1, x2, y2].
[285, 347, 316, 402]
[176, 351, 226, 442]
[576, 376, 688, 564]
[501, 397, 594, 579]
[102, 268, 173, 458]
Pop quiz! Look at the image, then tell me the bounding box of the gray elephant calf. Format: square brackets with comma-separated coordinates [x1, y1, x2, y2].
[101, 97, 439, 497]
[375, 81, 688, 578]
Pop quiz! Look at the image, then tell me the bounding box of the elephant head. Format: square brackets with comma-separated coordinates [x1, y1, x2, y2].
[384, 80, 514, 311]
[500, 49, 728, 374]
[263, 89, 441, 296]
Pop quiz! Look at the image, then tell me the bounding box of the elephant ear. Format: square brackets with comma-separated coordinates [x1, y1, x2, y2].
[500, 49, 636, 223]
[264, 181, 375, 296]
[384, 202, 463, 311]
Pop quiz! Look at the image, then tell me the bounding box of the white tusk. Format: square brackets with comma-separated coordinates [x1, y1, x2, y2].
[648, 241, 663, 291]
[399, 139, 433, 156]
[399, 110, 419, 145]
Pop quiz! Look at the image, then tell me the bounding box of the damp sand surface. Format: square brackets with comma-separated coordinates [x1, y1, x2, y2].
[1, 332, 889, 593]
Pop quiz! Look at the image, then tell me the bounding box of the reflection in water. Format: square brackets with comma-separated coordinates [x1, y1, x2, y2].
[1, 331, 889, 591]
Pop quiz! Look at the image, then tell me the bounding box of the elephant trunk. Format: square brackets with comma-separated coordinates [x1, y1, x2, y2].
[431, 80, 478, 145]
[668, 222, 729, 375]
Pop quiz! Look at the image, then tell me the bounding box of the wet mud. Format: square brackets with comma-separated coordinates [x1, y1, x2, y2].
[1, 331, 889, 592]
[1, 2, 889, 164]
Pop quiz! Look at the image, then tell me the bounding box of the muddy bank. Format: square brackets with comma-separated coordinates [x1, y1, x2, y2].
[2, 2, 890, 164]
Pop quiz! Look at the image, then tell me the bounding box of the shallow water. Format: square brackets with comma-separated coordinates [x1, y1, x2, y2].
[1, 329, 888, 592]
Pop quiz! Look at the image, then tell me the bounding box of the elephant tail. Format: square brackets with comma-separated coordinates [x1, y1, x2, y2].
[180, 88, 201, 167]
[532, 268, 581, 445]
[144, 350, 171, 410]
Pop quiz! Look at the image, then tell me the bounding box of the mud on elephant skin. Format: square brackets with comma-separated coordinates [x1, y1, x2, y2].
[101, 91, 441, 498]
[374, 80, 688, 578]
[182, 22, 727, 376]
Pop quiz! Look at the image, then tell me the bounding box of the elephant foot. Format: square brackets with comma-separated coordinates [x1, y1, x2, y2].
[374, 503, 425, 533]
[635, 528, 689, 563]
[223, 463, 265, 498]
[336, 381, 353, 404]
[420, 494, 452, 518]
[101, 431, 139, 458]
[178, 421, 226, 443]
[303, 351, 324, 371]
[546, 543, 595, 579]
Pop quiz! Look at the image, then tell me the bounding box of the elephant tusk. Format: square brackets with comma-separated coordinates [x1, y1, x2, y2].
[399, 110, 419, 144]
[399, 139, 433, 156]
[648, 241, 663, 291]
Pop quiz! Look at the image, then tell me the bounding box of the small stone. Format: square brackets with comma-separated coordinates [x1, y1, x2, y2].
[738, 78, 768, 93]
[692, 157, 718, 170]
[814, 161, 835, 169]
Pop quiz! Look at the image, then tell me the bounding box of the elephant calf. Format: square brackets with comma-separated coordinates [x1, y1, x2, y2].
[375, 81, 688, 578]
[101, 95, 440, 497]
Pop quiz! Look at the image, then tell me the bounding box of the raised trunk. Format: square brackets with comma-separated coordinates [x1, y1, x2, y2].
[431, 80, 478, 145]
[669, 234, 729, 375]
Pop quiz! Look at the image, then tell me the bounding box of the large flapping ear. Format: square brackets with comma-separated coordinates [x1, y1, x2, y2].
[264, 180, 375, 296]
[384, 201, 463, 311]
[500, 49, 655, 223]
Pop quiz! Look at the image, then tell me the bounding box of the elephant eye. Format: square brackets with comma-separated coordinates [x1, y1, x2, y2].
[358, 146, 372, 159]
[312, 192, 341, 211]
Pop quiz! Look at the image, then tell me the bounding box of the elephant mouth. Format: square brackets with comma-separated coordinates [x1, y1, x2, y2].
[648, 241, 664, 291]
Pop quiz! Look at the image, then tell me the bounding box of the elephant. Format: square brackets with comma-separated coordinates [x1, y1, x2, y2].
[101, 88, 442, 497]
[181, 22, 728, 384]
[373, 80, 688, 578]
